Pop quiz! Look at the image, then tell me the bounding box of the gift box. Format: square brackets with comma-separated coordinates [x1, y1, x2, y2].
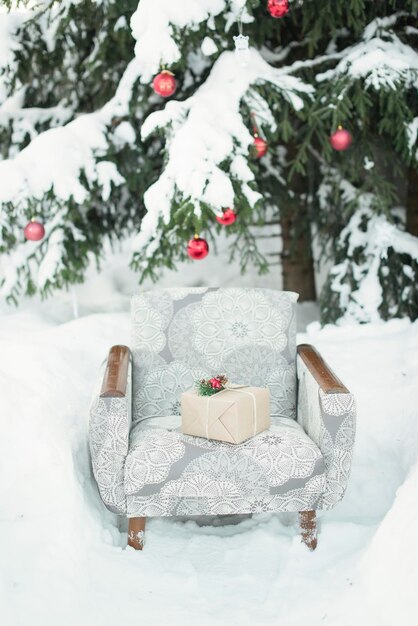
[181, 385, 270, 444]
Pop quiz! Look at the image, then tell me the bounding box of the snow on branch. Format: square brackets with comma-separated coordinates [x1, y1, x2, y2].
[316, 30, 418, 90]
[341, 207, 418, 262]
[324, 177, 418, 326]
[0, 10, 28, 103]
[0, 111, 123, 207]
[407, 117, 418, 159]
[0, 48, 148, 210]
[362, 12, 409, 41]
[0, 53, 144, 298]
[134, 48, 313, 255]
[0, 1, 157, 299]
[0, 106, 126, 299]
[130, 0, 250, 82]
[0, 102, 73, 157]
[330, 208, 418, 323]
[318, 169, 418, 323]
[0, 205, 82, 298]
[243, 90, 277, 132]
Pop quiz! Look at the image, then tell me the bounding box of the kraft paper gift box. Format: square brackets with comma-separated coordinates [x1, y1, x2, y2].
[181, 386, 270, 444]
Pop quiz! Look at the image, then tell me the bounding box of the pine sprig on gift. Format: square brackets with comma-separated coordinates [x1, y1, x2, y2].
[196, 375, 228, 396]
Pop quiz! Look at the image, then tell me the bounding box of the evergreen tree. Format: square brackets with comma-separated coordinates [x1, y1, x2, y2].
[0, 0, 417, 322]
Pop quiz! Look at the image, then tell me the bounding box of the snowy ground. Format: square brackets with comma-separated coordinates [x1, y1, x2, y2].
[2, 247, 418, 626]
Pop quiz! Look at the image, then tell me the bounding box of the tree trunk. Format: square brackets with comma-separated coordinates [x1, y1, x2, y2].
[406, 165, 418, 237]
[280, 206, 316, 301]
[280, 145, 316, 302]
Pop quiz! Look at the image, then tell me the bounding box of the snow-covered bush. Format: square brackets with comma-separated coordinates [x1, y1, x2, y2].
[318, 173, 418, 323]
[321, 207, 418, 323]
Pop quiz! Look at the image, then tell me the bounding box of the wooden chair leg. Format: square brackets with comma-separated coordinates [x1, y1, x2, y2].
[127, 517, 146, 550]
[299, 510, 317, 551]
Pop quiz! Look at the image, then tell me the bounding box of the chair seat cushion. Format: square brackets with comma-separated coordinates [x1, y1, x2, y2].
[124, 417, 326, 517]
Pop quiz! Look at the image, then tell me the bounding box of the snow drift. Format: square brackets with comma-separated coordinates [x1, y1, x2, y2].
[2, 261, 418, 625]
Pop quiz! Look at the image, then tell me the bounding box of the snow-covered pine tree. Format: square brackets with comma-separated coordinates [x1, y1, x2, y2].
[0, 0, 417, 322]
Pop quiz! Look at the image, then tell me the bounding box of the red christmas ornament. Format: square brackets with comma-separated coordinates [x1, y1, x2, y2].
[24, 219, 45, 241]
[187, 235, 209, 260]
[216, 208, 237, 226]
[209, 377, 222, 389]
[152, 70, 177, 97]
[329, 126, 353, 151]
[267, 0, 289, 18]
[253, 135, 268, 158]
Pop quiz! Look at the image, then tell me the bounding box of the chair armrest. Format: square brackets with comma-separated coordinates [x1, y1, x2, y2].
[89, 345, 132, 514]
[297, 344, 349, 394]
[296, 344, 356, 510]
[100, 345, 130, 397]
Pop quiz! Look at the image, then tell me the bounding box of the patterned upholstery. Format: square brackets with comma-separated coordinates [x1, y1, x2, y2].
[89, 362, 132, 513]
[131, 288, 298, 424]
[296, 356, 356, 510]
[89, 288, 356, 518]
[125, 417, 326, 516]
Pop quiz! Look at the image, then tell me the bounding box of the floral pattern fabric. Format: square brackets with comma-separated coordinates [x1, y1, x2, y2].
[191, 289, 288, 367]
[125, 418, 327, 517]
[131, 288, 299, 424]
[296, 355, 356, 510]
[89, 361, 132, 513]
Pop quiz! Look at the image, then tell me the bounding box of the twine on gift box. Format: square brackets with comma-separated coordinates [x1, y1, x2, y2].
[205, 384, 258, 440]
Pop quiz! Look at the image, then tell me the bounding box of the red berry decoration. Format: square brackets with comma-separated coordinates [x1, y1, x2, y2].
[253, 135, 268, 158]
[267, 0, 289, 18]
[187, 235, 209, 260]
[152, 70, 177, 97]
[216, 208, 237, 226]
[330, 126, 353, 151]
[209, 377, 222, 389]
[24, 220, 45, 241]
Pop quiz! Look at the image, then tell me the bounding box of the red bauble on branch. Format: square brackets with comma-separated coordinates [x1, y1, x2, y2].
[24, 219, 45, 241]
[329, 126, 353, 151]
[253, 135, 268, 158]
[216, 208, 237, 226]
[152, 70, 177, 97]
[250, 112, 268, 158]
[187, 235, 209, 260]
[267, 0, 289, 18]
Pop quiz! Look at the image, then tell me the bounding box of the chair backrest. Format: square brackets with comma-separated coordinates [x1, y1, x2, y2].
[131, 288, 298, 424]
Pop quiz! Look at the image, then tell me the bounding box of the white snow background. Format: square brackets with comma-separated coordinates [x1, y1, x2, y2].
[1, 240, 418, 626]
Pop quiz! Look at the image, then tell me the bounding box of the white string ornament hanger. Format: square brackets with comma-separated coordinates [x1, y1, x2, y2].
[233, 14, 250, 67]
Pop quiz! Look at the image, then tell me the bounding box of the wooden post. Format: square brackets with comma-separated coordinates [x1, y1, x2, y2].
[299, 510, 317, 551]
[128, 517, 146, 551]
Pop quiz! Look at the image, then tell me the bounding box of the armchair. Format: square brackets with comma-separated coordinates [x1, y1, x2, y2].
[89, 288, 355, 551]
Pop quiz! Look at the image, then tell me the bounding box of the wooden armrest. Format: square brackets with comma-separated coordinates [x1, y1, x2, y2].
[297, 344, 349, 394]
[100, 345, 130, 398]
